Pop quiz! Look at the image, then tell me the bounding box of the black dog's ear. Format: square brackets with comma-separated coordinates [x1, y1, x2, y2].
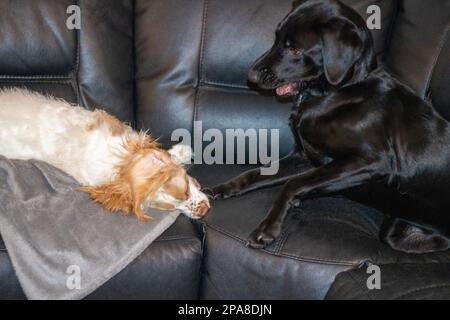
[321, 18, 364, 86]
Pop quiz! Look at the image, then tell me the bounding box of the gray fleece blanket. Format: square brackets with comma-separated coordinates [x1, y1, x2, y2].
[0, 156, 179, 300]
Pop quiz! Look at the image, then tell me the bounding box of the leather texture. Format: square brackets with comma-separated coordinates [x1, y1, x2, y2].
[135, 0, 397, 157]
[326, 263, 450, 300]
[384, 0, 450, 119]
[191, 163, 450, 299]
[0, 0, 135, 122]
[1, 0, 450, 299]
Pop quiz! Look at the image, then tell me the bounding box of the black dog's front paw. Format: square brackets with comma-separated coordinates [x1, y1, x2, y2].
[211, 183, 241, 200]
[246, 222, 280, 249]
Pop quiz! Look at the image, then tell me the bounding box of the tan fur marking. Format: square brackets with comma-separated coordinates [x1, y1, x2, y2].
[80, 179, 133, 214]
[95, 110, 128, 136]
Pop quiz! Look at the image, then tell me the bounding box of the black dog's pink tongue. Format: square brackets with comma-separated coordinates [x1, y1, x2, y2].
[276, 83, 298, 96]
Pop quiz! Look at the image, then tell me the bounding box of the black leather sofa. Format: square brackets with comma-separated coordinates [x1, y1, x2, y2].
[0, 0, 449, 300]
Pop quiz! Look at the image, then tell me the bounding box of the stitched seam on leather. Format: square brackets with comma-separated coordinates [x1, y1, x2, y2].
[72, 0, 81, 105]
[392, 284, 450, 300]
[201, 80, 250, 90]
[0, 2, 80, 105]
[276, 251, 354, 266]
[192, 0, 209, 127]
[0, 79, 73, 83]
[199, 82, 263, 96]
[198, 223, 209, 299]
[369, 262, 450, 267]
[381, 0, 400, 61]
[0, 1, 82, 83]
[274, 231, 288, 254]
[0, 75, 72, 80]
[155, 236, 200, 242]
[424, 24, 450, 100]
[206, 223, 355, 266]
[273, 212, 299, 254]
[199, 0, 208, 86]
[131, 0, 138, 128]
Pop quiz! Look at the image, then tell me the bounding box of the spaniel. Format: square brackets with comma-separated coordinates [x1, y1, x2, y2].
[0, 89, 210, 221]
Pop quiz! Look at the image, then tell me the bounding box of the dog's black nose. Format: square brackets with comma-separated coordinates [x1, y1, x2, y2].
[247, 68, 261, 83]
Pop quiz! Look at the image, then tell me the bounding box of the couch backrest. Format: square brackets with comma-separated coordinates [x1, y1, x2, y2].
[136, 0, 397, 160]
[384, 0, 450, 120]
[2, 0, 447, 160]
[0, 0, 135, 123]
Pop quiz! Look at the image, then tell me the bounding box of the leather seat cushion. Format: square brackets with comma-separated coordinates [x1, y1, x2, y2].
[190, 164, 450, 299]
[326, 263, 450, 300]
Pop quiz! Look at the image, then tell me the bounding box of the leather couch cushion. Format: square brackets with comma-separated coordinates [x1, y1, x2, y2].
[429, 27, 450, 121]
[340, 0, 397, 57]
[198, 0, 395, 88]
[0, 243, 26, 300]
[0, 216, 202, 300]
[191, 163, 450, 299]
[326, 263, 450, 300]
[86, 216, 202, 300]
[0, 0, 76, 76]
[135, 0, 396, 158]
[0, 0, 135, 123]
[384, 0, 450, 119]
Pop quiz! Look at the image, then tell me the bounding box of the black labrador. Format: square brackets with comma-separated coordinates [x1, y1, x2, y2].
[212, 0, 450, 253]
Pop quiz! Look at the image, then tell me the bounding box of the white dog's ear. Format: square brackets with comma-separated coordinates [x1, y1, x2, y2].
[168, 144, 193, 165]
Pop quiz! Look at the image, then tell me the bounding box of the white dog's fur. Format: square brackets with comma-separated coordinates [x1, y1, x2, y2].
[0, 88, 209, 220]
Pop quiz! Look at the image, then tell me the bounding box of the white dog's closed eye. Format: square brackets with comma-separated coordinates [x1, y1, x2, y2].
[168, 144, 193, 165]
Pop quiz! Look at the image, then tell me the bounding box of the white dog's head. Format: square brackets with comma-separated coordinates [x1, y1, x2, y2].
[83, 143, 210, 220]
[144, 144, 210, 218]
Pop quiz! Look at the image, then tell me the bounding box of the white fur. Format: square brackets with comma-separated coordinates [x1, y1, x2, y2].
[0, 88, 132, 186]
[168, 144, 193, 164]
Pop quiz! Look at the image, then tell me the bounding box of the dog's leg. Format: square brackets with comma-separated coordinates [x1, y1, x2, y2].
[212, 151, 312, 199]
[247, 159, 380, 248]
[380, 217, 449, 253]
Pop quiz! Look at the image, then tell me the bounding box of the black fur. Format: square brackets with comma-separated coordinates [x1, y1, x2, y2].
[212, 0, 450, 253]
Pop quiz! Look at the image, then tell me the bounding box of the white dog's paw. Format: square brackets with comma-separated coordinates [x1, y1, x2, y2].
[168, 144, 193, 164]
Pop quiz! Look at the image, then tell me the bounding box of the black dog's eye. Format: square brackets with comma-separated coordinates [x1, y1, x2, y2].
[285, 40, 291, 48]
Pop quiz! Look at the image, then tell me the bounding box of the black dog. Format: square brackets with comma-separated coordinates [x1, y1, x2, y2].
[212, 0, 450, 253]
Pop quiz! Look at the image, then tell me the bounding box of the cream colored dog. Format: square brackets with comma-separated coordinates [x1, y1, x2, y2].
[0, 88, 210, 221]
